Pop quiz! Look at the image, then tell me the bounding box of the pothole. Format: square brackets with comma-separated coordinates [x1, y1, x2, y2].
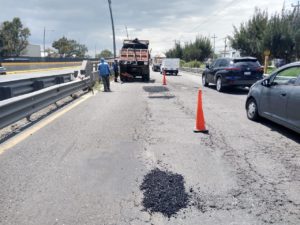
[140, 168, 189, 218]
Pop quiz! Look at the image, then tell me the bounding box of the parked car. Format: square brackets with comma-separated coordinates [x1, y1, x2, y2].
[274, 58, 286, 68]
[202, 57, 264, 92]
[246, 62, 300, 134]
[0, 66, 6, 75]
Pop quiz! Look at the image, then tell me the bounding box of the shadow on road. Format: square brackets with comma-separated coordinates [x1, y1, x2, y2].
[258, 118, 300, 144]
[122, 78, 156, 83]
[206, 85, 249, 95]
[143, 86, 169, 93]
[148, 95, 175, 99]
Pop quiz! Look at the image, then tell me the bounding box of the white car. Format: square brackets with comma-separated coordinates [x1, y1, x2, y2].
[0, 66, 6, 75]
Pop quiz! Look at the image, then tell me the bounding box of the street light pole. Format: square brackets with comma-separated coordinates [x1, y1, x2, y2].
[108, 0, 117, 59]
[43, 27, 55, 57]
[43, 27, 46, 57]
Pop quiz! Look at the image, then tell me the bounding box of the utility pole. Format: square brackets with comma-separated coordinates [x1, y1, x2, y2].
[211, 34, 217, 59]
[292, 1, 300, 13]
[224, 37, 227, 57]
[108, 0, 116, 59]
[125, 25, 129, 39]
[43, 27, 46, 57]
[43, 27, 54, 57]
[95, 45, 97, 58]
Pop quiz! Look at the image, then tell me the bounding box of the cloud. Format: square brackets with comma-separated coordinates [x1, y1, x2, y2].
[0, 0, 290, 56]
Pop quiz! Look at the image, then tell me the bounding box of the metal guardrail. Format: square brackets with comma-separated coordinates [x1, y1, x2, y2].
[0, 73, 73, 100]
[0, 60, 97, 130]
[0, 78, 90, 129]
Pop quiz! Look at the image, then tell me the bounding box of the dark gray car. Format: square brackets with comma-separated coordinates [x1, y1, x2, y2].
[246, 62, 300, 134]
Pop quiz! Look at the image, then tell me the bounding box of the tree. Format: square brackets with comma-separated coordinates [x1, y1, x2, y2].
[52, 37, 88, 58]
[263, 13, 294, 62]
[229, 8, 268, 62]
[96, 49, 113, 59]
[229, 7, 300, 62]
[166, 41, 183, 59]
[166, 36, 212, 62]
[0, 17, 31, 57]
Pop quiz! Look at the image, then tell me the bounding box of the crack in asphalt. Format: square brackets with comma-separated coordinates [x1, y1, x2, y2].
[163, 90, 300, 224]
[192, 125, 300, 224]
[132, 82, 299, 224]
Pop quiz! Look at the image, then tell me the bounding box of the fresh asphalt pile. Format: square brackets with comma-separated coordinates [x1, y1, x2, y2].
[140, 168, 189, 218]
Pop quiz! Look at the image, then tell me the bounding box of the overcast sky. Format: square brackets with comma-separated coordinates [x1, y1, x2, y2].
[0, 0, 295, 57]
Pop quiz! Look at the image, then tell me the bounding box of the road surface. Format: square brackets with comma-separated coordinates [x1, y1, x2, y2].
[0, 70, 299, 225]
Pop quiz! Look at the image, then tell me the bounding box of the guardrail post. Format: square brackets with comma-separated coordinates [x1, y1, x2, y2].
[0, 87, 13, 100]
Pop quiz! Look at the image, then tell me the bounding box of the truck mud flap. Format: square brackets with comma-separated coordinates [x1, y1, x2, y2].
[121, 72, 134, 78]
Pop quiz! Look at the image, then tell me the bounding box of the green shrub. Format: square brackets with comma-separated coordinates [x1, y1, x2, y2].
[183, 60, 204, 68]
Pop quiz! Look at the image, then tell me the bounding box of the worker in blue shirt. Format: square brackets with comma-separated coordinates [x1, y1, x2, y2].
[98, 58, 111, 92]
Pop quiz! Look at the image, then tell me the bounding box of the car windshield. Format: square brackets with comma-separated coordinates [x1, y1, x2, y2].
[273, 66, 300, 84]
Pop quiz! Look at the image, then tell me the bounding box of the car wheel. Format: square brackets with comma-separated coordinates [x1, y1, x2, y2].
[216, 77, 223, 92]
[202, 74, 208, 87]
[246, 98, 259, 121]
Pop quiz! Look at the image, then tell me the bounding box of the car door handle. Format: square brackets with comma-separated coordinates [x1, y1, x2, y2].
[281, 93, 287, 97]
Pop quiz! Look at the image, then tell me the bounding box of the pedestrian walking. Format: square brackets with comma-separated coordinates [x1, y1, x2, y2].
[113, 60, 119, 82]
[98, 58, 111, 92]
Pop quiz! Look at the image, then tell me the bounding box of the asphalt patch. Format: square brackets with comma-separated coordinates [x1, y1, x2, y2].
[140, 168, 189, 218]
[143, 86, 169, 93]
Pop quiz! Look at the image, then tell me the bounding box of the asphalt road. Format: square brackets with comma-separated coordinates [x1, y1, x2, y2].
[0, 70, 299, 225]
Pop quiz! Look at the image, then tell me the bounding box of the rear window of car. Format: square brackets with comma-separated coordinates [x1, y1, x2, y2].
[233, 61, 261, 68]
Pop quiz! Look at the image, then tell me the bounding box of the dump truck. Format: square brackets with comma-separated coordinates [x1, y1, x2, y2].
[152, 54, 166, 72]
[119, 39, 150, 82]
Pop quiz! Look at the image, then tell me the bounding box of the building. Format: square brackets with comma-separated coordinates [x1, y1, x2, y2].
[21, 44, 41, 57]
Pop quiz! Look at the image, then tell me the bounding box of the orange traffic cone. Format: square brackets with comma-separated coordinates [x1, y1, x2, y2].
[194, 89, 209, 134]
[163, 70, 167, 85]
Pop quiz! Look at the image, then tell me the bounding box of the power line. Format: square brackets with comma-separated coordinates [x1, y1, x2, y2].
[177, 0, 244, 41]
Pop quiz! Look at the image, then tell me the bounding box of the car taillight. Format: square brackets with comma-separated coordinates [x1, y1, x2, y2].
[224, 67, 240, 71]
[256, 67, 264, 72]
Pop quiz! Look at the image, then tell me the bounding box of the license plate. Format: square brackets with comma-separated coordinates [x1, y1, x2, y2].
[244, 72, 251, 75]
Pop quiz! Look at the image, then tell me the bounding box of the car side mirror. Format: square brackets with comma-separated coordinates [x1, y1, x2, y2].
[206, 63, 210, 69]
[261, 79, 271, 87]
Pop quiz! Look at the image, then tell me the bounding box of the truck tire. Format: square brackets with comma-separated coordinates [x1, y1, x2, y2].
[120, 75, 126, 82]
[143, 73, 150, 82]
